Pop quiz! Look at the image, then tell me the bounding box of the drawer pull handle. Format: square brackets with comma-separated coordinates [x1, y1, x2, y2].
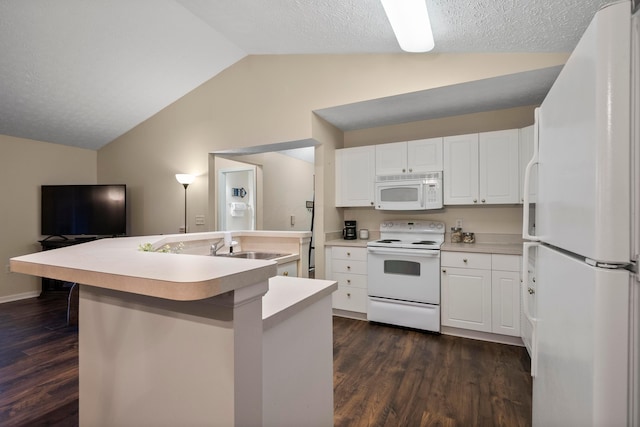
[347, 279, 351, 284]
[347, 266, 351, 270]
[442, 269, 447, 273]
[347, 252, 351, 256]
[283, 271, 289, 276]
[463, 258, 468, 263]
[347, 293, 351, 298]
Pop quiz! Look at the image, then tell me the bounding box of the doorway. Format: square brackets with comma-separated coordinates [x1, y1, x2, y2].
[218, 167, 256, 231]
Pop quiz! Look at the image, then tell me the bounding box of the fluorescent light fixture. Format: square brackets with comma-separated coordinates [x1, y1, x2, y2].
[381, 0, 435, 52]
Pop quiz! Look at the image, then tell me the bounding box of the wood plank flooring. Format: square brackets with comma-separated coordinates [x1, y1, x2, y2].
[333, 316, 532, 427]
[0, 295, 531, 426]
[0, 294, 78, 427]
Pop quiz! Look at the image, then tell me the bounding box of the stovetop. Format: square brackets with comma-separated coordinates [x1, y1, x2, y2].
[367, 220, 445, 250]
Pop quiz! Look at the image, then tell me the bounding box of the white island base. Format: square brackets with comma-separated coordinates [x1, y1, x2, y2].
[79, 277, 335, 427]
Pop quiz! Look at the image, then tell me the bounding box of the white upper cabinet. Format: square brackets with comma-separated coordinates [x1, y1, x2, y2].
[375, 138, 443, 175]
[444, 130, 519, 205]
[375, 142, 407, 175]
[479, 129, 520, 204]
[519, 125, 537, 203]
[335, 146, 376, 207]
[443, 134, 479, 204]
[407, 138, 443, 172]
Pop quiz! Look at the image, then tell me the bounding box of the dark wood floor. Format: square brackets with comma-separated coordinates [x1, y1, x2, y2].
[0, 295, 532, 426]
[333, 317, 532, 427]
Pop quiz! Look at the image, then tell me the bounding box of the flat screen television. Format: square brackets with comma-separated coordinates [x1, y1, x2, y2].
[41, 185, 127, 237]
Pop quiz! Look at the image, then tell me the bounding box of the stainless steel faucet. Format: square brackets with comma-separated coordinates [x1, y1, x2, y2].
[210, 239, 225, 255]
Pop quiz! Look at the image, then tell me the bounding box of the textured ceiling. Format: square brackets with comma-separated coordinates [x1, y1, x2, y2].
[0, 0, 611, 150]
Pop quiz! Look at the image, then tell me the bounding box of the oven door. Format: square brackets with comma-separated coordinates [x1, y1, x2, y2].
[367, 247, 440, 304]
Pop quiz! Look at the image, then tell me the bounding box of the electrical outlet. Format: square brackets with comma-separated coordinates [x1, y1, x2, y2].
[195, 215, 205, 226]
[455, 219, 463, 228]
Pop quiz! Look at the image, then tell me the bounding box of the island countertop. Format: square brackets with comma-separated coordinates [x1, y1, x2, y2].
[9, 233, 290, 301]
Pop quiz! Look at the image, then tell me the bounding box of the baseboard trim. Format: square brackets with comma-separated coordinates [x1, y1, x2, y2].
[332, 308, 367, 321]
[0, 291, 40, 304]
[441, 325, 524, 347]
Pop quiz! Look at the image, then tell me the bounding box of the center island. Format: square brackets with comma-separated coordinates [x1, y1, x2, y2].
[10, 231, 336, 427]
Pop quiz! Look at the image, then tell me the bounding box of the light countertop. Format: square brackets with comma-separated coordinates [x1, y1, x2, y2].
[441, 242, 523, 255]
[326, 235, 523, 255]
[324, 238, 372, 248]
[10, 232, 312, 301]
[263, 276, 337, 331]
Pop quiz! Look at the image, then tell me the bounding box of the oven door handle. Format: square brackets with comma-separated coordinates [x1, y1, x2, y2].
[367, 247, 440, 257]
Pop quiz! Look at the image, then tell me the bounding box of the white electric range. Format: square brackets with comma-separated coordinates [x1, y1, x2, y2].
[367, 220, 445, 332]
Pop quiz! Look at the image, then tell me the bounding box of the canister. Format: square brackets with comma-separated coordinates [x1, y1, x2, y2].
[450, 227, 463, 243]
[462, 232, 475, 243]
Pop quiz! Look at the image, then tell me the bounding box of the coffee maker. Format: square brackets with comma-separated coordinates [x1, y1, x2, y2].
[343, 220, 357, 240]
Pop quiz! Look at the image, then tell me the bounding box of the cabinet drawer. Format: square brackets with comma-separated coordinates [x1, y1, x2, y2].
[332, 259, 367, 275]
[332, 246, 367, 261]
[491, 254, 521, 272]
[332, 286, 367, 313]
[441, 252, 491, 269]
[333, 272, 367, 289]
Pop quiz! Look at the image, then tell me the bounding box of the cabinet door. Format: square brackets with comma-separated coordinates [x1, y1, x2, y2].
[443, 134, 479, 205]
[441, 266, 492, 332]
[335, 146, 375, 207]
[479, 129, 519, 204]
[519, 125, 537, 203]
[277, 261, 298, 277]
[407, 138, 443, 172]
[491, 270, 521, 336]
[375, 142, 407, 175]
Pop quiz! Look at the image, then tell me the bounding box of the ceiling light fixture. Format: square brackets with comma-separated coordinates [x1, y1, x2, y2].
[381, 0, 435, 53]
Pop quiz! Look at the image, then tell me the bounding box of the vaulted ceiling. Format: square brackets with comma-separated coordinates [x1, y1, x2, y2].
[0, 0, 610, 150]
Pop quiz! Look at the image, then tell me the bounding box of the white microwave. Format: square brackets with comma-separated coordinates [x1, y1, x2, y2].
[374, 172, 443, 210]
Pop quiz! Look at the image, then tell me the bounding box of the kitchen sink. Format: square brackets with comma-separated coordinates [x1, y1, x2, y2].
[213, 251, 289, 260]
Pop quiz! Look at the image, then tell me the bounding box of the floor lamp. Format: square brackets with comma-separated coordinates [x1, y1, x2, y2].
[175, 174, 195, 233]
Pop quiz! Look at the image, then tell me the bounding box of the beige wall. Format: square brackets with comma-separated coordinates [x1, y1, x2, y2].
[1, 135, 97, 301]
[0, 53, 569, 300]
[96, 53, 567, 278]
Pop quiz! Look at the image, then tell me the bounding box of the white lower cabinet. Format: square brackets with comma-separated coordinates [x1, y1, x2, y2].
[441, 252, 521, 337]
[325, 246, 368, 314]
[277, 261, 298, 277]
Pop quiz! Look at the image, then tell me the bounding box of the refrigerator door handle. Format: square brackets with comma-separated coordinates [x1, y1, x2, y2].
[522, 108, 540, 241]
[523, 241, 539, 378]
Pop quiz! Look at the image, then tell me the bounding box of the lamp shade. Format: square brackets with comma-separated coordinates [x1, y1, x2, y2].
[175, 174, 195, 185]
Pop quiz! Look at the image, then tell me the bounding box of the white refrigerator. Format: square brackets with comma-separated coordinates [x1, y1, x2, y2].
[522, 1, 640, 426]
